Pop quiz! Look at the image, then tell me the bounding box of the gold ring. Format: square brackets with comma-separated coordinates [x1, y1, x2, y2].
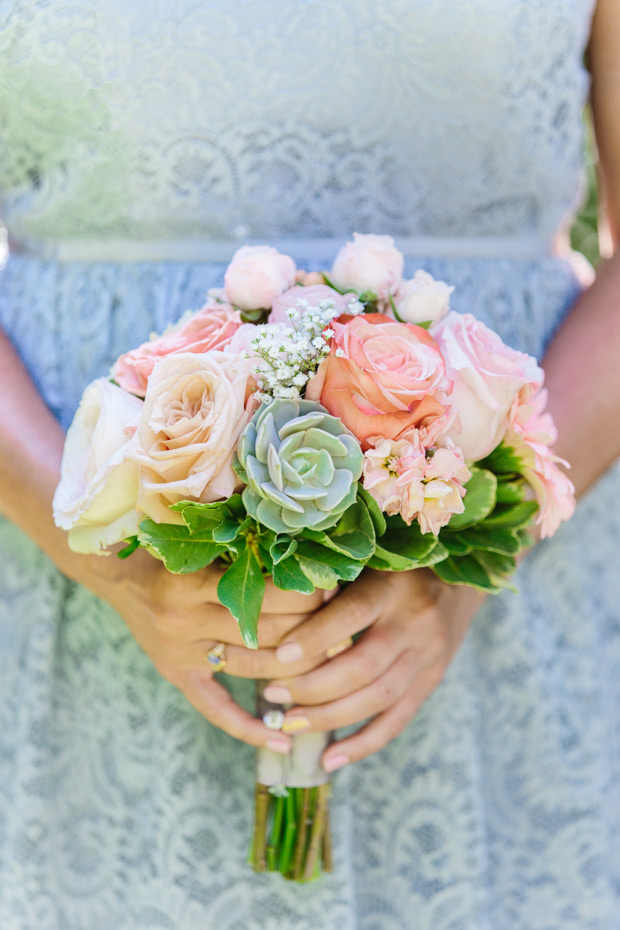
[206, 642, 227, 673]
[326, 636, 353, 659]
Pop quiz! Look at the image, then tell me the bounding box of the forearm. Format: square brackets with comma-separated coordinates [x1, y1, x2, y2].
[0, 330, 115, 589]
[541, 248, 620, 498]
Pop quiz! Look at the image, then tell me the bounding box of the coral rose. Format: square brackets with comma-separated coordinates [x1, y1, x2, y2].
[330, 233, 404, 299]
[131, 352, 256, 523]
[53, 380, 143, 553]
[224, 245, 296, 311]
[113, 303, 241, 397]
[431, 311, 543, 461]
[306, 313, 451, 450]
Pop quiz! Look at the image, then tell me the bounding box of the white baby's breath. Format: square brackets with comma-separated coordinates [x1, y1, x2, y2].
[248, 296, 341, 402]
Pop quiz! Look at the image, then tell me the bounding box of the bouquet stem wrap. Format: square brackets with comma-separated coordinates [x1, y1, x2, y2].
[251, 681, 333, 880]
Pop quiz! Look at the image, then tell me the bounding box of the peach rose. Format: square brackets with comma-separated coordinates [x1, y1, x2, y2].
[268, 284, 354, 326]
[113, 304, 241, 397]
[306, 313, 451, 450]
[393, 270, 453, 325]
[53, 380, 143, 553]
[131, 352, 256, 523]
[431, 311, 543, 461]
[224, 245, 296, 311]
[331, 233, 404, 299]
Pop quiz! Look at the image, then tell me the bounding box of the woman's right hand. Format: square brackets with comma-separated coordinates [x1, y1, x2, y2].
[77, 547, 325, 753]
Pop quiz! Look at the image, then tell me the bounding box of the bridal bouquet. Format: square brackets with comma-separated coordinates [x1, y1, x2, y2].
[53, 233, 575, 881]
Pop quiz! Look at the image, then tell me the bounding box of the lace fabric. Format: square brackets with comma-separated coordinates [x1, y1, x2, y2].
[0, 0, 595, 244]
[1, 1, 619, 929]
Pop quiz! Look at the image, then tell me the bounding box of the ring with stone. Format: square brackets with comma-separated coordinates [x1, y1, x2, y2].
[326, 636, 354, 659]
[206, 642, 227, 673]
[262, 708, 285, 731]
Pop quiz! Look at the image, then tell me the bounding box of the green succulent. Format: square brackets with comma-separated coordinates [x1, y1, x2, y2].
[236, 399, 363, 535]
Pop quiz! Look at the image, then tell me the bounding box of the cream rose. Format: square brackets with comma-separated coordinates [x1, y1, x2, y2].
[431, 311, 543, 461]
[393, 271, 453, 325]
[131, 351, 255, 523]
[330, 233, 404, 299]
[53, 380, 143, 554]
[224, 245, 297, 311]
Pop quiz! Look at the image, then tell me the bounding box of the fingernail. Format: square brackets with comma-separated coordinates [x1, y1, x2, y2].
[266, 737, 291, 755]
[276, 641, 304, 664]
[323, 753, 349, 773]
[281, 716, 311, 734]
[263, 685, 292, 704]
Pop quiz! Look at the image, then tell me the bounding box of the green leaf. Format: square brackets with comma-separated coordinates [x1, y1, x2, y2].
[297, 557, 341, 590]
[294, 541, 362, 582]
[217, 543, 265, 649]
[239, 308, 268, 324]
[432, 555, 502, 593]
[117, 536, 140, 559]
[171, 500, 228, 535]
[389, 292, 404, 322]
[438, 534, 471, 556]
[471, 548, 517, 578]
[446, 468, 497, 530]
[138, 519, 226, 573]
[495, 478, 526, 504]
[357, 487, 387, 537]
[304, 498, 376, 561]
[211, 518, 244, 543]
[483, 500, 538, 529]
[272, 555, 315, 595]
[270, 535, 298, 565]
[257, 542, 274, 573]
[321, 273, 349, 296]
[375, 519, 440, 565]
[226, 494, 246, 520]
[457, 525, 521, 554]
[478, 441, 525, 475]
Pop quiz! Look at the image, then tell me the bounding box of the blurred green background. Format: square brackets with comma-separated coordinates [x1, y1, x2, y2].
[571, 113, 604, 267]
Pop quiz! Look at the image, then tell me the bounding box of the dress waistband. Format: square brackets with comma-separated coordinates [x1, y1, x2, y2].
[6, 233, 555, 264]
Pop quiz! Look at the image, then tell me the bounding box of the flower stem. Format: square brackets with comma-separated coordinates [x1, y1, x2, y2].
[303, 783, 329, 881]
[252, 784, 270, 872]
[292, 787, 312, 880]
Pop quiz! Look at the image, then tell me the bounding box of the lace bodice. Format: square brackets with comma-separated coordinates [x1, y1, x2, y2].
[0, 0, 595, 247]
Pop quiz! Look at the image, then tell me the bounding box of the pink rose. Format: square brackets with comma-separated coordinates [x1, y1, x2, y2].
[431, 311, 543, 461]
[306, 313, 451, 451]
[131, 352, 256, 523]
[393, 271, 453, 325]
[506, 387, 575, 538]
[330, 233, 404, 299]
[224, 245, 297, 311]
[53, 380, 143, 553]
[268, 284, 354, 326]
[113, 304, 241, 397]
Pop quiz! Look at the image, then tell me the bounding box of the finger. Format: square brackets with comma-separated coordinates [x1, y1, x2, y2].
[275, 571, 392, 664]
[320, 664, 444, 770]
[198, 641, 321, 679]
[267, 620, 407, 706]
[182, 669, 292, 753]
[198, 610, 313, 649]
[280, 651, 416, 734]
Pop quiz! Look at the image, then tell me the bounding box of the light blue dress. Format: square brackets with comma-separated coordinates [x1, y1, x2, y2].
[1, 1, 619, 928]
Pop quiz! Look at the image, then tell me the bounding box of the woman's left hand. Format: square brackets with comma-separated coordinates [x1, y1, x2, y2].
[264, 568, 486, 772]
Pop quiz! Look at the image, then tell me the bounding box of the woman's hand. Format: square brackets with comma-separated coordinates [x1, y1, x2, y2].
[263, 568, 485, 771]
[77, 547, 325, 754]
